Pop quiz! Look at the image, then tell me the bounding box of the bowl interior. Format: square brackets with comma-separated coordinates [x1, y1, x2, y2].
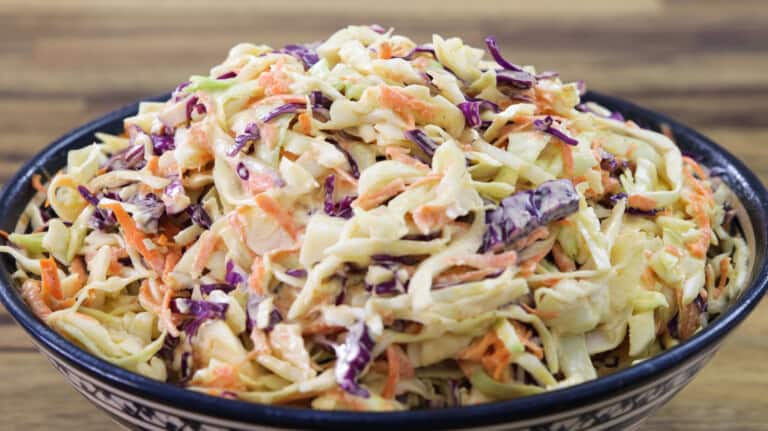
[0, 91, 767, 430]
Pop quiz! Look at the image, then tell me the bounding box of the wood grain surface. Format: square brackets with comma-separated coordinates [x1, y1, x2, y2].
[1, 0, 767, 430]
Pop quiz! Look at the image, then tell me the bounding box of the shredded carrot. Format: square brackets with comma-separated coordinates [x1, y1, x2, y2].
[714, 257, 731, 299]
[628, 194, 657, 211]
[251, 94, 307, 107]
[249, 256, 266, 295]
[450, 250, 518, 269]
[458, 331, 498, 361]
[332, 166, 358, 187]
[257, 63, 291, 96]
[385, 146, 430, 171]
[200, 363, 246, 391]
[675, 288, 699, 340]
[138, 280, 162, 312]
[481, 345, 511, 382]
[355, 178, 406, 210]
[163, 249, 182, 275]
[193, 232, 220, 274]
[433, 267, 499, 286]
[511, 227, 550, 250]
[510, 320, 544, 360]
[552, 243, 576, 272]
[379, 85, 435, 127]
[297, 111, 312, 135]
[254, 194, 299, 241]
[560, 142, 574, 177]
[665, 245, 683, 257]
[641, 267, 657, 289]
[103, 202, 165, 273]
[683, 156, 708, 180]
[31, 174, 46, 193]
[146, 156, 160, 176]
[379, 42, 393, 60]
[40, 257, 63, 301]
[412, 204, 451, 234]
[21, 279, 52, 319]
[381, 345, 401, 399]
[406, 172, 442, 190]
[70, 256, 88, 290]
[246, 173, 279, 196]
[521, 303, 559, 320]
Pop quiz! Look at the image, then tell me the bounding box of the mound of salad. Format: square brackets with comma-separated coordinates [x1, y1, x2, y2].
[1, 25, 748, 410]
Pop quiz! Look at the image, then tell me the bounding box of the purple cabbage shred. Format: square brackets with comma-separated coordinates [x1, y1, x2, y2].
[328, 139, 360, 178]
[77, 186, 117, 230]
[404, 129, 438, 160]
[200, 283, 236, 295]
[172, 298, 229, 338]
[103, 144, 146, 171]
[225, 260, 245, 287]
[482, 179, 579, 252]
[260, 103, 305, 123]
[277, 43, 320, 69]
[323, 175, 354, 219]
[533, 116, 579, 146]
[188, 204, 212, 229]
[229, 123, 260, 156]
[334, 321, 375, 398]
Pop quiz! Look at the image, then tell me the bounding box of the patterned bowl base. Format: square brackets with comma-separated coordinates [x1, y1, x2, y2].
[39, 343, 718, 431]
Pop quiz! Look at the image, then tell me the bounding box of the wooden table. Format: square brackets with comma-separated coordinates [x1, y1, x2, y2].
[1, 0, 767, 429]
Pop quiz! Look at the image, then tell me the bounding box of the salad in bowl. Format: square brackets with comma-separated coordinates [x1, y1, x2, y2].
[0, 25, 748, 411]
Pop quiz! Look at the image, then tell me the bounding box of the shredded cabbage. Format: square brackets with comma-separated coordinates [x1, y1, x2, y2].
[3, 26, 748, 410]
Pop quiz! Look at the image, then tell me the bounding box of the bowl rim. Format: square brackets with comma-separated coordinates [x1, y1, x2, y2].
[1, 91, 767, 430]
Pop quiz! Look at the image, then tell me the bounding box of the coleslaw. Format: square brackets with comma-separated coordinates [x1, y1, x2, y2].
[1, 25, 748, 410]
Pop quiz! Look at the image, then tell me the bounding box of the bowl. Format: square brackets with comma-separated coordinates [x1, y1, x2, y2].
[0, 91, 766, 431]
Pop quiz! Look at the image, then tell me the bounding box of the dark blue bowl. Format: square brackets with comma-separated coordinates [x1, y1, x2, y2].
[1, 92, 766, 431]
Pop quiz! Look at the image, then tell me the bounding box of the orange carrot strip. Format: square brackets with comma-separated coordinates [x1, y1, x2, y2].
[146, 156, 160, 176]
[379, 42, 393, 60]
[381, 345, 401, 399]
[355, 178, 406, 210]
[103, 203, 165, 273]
[40, 257, 63, 301]
[683, 156, 708, 180]
[254, 194, 299, 241]
[511, 321, 544, 360]
[21, 280, 52, 319]
[31, 174, 46, 193]
[385, 146, 430, 171]
[412, 204, 451, 235]
[628, 194, 657, 211]
[249, 255, 266, 295]
[552, 243, 576, 272]
[714, 257, 731, 299]
[332, 166, 358, 187]
[561, 142, 574, 177]
[450, 250, 518, 269]
[70, 256, 88, 289]
[379, 85, 435, 126]
[458, 331, 497, 362]
[521, 303, 559, 320]
[297, 112, 312, 135]
[194, 232, 220, 274]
